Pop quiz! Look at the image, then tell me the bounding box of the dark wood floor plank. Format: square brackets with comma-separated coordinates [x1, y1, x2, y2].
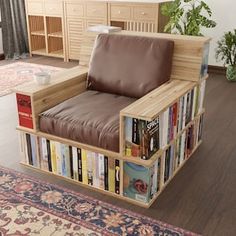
[0, 57, 236, 235]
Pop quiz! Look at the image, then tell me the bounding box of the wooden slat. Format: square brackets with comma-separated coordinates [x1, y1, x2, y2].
[120, 79, 197, 121]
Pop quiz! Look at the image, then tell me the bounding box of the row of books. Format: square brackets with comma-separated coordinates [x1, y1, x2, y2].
[163, 114, 203, 183]
[19, 134, 120, 194]
[125, 81, 206, 160]
[123, 114, 204, 203]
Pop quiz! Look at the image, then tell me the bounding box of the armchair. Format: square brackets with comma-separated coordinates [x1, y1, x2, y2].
[15, 31, 210, 207]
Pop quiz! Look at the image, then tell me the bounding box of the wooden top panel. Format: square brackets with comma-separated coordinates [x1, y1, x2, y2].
[14, 66, 88, 96]
[120, 79, 196, 121]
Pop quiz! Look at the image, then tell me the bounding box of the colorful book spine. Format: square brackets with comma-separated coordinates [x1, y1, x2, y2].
[108, 158, 115, 193]
[46, 140, 52, 172]
[104, 156, 109, 191]
[78, 148, 82, 182]
[72, 147, 78, 181]
[98, 154, 105, 189]
[82, 150, 88, 185]
[115, 159, 120, 194]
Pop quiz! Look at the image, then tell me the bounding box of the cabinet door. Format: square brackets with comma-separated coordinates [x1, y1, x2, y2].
[67, 18, 84, 60]
[27, 0, 44, 15]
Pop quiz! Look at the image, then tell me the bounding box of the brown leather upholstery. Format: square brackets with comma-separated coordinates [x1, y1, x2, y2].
[87, 34, 174, 98]
[39, 90, 136, 152]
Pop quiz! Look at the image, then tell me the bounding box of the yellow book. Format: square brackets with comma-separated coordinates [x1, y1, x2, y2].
[108, 158, 115, 193]
[81, 149, 88, 184]
[50, 141, 57, 174]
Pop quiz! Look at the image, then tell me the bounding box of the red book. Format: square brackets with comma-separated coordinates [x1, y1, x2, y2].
[16, 93, 33, 129]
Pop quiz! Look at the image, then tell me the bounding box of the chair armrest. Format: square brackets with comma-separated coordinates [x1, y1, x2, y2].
[14, 66, 88, 130]
[120, 80, 196, 121]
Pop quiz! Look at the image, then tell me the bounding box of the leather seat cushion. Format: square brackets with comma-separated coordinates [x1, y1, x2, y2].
[39, 90, 136, 152]
[87, 33, 174, 98]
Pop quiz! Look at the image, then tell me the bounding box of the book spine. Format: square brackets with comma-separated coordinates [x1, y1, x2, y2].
[26, 133, 33, 165]
[104, 156, 109, 191]
[115, 159, 120, 194]
[69, 146, 73, 179]
[78, 148, 82, 182]
[40, 137, 49, 171]
[108, 158, 115, 193]
[46, 140, 52, 172]
[98, 154, 105, 189]
[72, 147, 78, 181]
[82, 150, 88, 185]
[55, 142, 62, 176]
[50, 141, 57, 174]
[87, 151, 93, 186]
[65, 145, 72, 179]
[61, 144, 66, 177]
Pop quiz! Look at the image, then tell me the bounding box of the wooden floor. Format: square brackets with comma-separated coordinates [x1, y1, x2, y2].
[0, 57, 236, 236]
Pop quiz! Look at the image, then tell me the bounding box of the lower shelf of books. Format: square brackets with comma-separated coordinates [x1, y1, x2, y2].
[18, 112, 203, 207]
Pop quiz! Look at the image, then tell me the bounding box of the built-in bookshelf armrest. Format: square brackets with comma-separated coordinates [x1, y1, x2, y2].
[120, 80, 196, 121]
[14, 66, 88, 131]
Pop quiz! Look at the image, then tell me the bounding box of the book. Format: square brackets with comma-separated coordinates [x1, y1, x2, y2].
[78, 148, 82, 182]
[98, 154, 105, 189]
[87, 151, 93, 186]
[72, 147, 78, 181]
[55, 142, 62, 175]
[26, 133, 33, 165]
[61, 144, 67, 177]
[104, 156, 109, 191]
[82, 150, 88, 185]
[39, 137, 49, 171]
[140, 117, 160, 160]
[87, 25, 121, 33]
[115, 159, 120, 194]
[108, 158, 115, 193]
[16, 93, 33, 129]
[46, 140, 52, 172]
[50, 141, 57, 174]
[123, 162, 152, 203]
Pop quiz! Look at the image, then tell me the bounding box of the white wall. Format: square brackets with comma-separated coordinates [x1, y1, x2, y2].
[202, 0, 236, 66]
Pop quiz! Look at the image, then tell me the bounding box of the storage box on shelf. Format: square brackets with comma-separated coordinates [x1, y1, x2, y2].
[15, 31, 210, 208]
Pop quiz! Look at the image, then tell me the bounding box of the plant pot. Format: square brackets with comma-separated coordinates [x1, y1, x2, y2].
[226, 65, 236, 82]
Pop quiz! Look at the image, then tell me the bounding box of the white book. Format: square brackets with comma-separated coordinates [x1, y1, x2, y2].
[177, 96, 183, 133]
[72, 147, 78, 181]
[159, 112, 164, 148]
[191, 86, 197, 120]
[55, 142, 62, 176]
[198, 80, 206, 114]
[87, 151, 94, 186]
[40, 137, 48, 171]
[87, 25, 121, 33]
[92, 153, 98, 188]
[163, 108, 169, 147]
[18, 132, 27, 163]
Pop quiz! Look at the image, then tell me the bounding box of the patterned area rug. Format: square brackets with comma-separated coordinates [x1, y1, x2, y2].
[0, 62, 62, 97]
[0, 166, 199, 236]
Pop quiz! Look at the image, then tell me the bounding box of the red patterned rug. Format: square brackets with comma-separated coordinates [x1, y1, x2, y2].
[0, 166, 200, 236]
[0, 62, 62, 97]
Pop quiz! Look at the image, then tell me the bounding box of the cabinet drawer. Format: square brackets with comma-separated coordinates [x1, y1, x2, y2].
[86, 3, 107, 18]
[66, 3, 84, 17]
[133, 6, 157, 21]
[45, 1, 63, 16]
[110, 5, 131, 20]
[27, 0, 44, 15]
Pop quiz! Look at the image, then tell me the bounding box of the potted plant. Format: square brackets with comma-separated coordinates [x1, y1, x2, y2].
[215, 30, 236, 81]
[161, 0, 216, 36]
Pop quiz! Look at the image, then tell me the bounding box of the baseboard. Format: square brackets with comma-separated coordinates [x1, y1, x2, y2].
[208, 65, 226, 75]
[0, 53, 4, 60]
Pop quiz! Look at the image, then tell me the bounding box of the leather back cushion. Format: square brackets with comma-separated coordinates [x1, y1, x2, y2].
[87, 34, 174, 98]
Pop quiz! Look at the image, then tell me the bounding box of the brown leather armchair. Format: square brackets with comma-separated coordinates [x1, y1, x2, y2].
[39, 33, 174, 153]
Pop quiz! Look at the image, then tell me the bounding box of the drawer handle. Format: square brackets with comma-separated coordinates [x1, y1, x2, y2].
[141, 12, 146, 15]
[118, 10, 121, 14]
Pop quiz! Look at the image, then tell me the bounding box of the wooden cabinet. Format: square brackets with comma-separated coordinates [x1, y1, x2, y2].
[25, 0, 169, 61]
[65, 1, 108, 61]
[26, 0, 66, 60]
